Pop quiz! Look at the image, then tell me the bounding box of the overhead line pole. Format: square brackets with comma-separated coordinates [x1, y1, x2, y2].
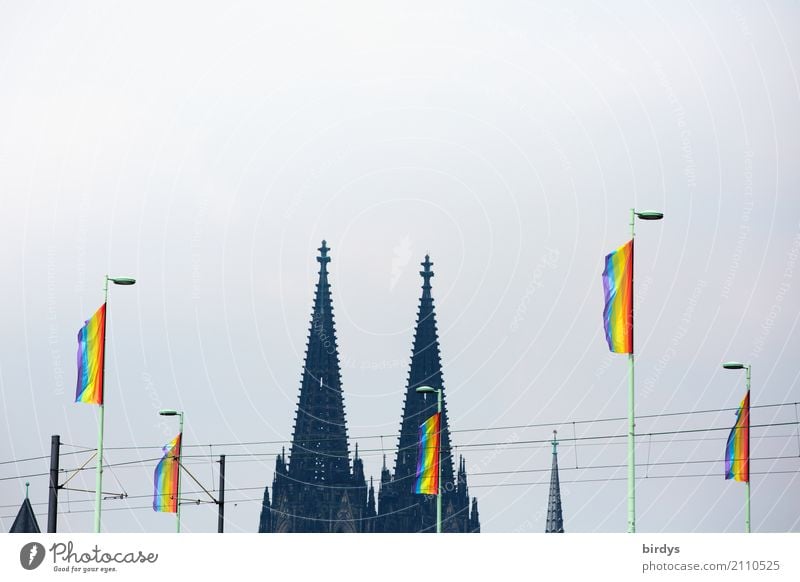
[47, 434, 60, 533]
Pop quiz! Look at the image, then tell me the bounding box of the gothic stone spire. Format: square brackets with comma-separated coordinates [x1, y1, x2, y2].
[393, 255, 455, 490]
[545, 430, 565, 533]
[287, 240, 350, 484]
[261, 241, 372, 532]
[377, 255, 478, 532]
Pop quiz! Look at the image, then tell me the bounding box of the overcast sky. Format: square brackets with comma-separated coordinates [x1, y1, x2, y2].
[1, 1, 799, 533]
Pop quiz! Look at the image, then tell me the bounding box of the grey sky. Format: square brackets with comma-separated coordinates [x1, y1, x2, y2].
[1, 1, 799, 533]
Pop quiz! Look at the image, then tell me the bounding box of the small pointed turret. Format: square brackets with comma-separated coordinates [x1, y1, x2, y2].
[469, 497, 480, 533]
[545, 430, 565, 533]
[367, 477, 377, 518]
[9, 484, 40, 533]
[258, 487, 271, 533]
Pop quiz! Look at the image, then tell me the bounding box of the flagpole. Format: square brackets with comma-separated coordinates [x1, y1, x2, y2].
[91, 275, 135, 533]
[416, 385, 444, 533]
[628, 209, 636, 534]
[436, 387, 442, 534]
[722, 361, 753, 532]
[177, 413, 184, 534]
[746, 365, 751, 533]
[94, 275, 109, 533]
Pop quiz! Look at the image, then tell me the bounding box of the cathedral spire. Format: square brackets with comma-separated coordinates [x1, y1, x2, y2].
[545, 430, 565, 533]
[286, 240, 350, 486]
[393, 254, 454, 492]
[258, 240, 362, 532]
[376, 254, 479, 532]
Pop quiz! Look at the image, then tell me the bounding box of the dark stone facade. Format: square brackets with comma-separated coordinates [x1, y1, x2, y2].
[258, 244, 478, 533]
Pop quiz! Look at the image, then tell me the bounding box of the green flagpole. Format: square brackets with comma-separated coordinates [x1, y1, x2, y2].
[93, 275, 135, 533]
[436, 387, 442, 534]
[746, 365, 751, 533]
[628, 209, 636, 534]
[415, 385, 443, 533]
[722, 361, 752, 532]
[93, 275, 109, 534]
[177, 413, 184, 534]
[625, 208, 663, 533]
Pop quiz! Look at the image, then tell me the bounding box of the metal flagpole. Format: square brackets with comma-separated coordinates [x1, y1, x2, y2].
[746, 365, 751, 533]
[437, 388, 442, 534]
[177, 413, 184, 534]
[618, 208, 661, 534]
[416, 385, 443, 533]
[628, 210, 636, 534]
[94, 275, 109, 533]
[722, 361, 752, 532]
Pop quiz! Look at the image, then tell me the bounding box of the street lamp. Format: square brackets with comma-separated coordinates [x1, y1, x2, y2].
[159, 409, 184, 533]
[108, 277, 136, 286]
[722, 361, 751, 533]
[722, 362, 747, 370]
[93, 275, 136, 533]
[635, 211, 664, 221]
[625, 209, 663, 534]
[415, 385, 442, 533]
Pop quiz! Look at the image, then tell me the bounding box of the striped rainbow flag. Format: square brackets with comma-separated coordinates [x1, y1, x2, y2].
[725, 392, 750, 482]
[153, 434, 182, 512]
[414, 413, 440, 495]
[75, 304, 107, 405]
[602, 240, 634, 354]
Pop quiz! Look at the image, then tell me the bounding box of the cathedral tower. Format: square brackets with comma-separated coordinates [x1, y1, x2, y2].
[376, 255, 479, 532]
[259, 241, 374, 532]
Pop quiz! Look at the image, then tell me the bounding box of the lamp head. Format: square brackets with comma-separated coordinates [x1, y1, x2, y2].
[722, 362, 746, 370]
[159, 409, 179, 417]
[635, 211, 664, 221]
[109, 277, 136, 285]
[415, 385, 437, 394]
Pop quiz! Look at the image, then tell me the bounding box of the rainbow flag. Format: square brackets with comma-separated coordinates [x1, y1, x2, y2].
[153, 434, 182, 512]
[414, 413, 440, 495]
[75, 304, 107, 405]
[602, 239, 634, 354]
[725, 392, 750, 482]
